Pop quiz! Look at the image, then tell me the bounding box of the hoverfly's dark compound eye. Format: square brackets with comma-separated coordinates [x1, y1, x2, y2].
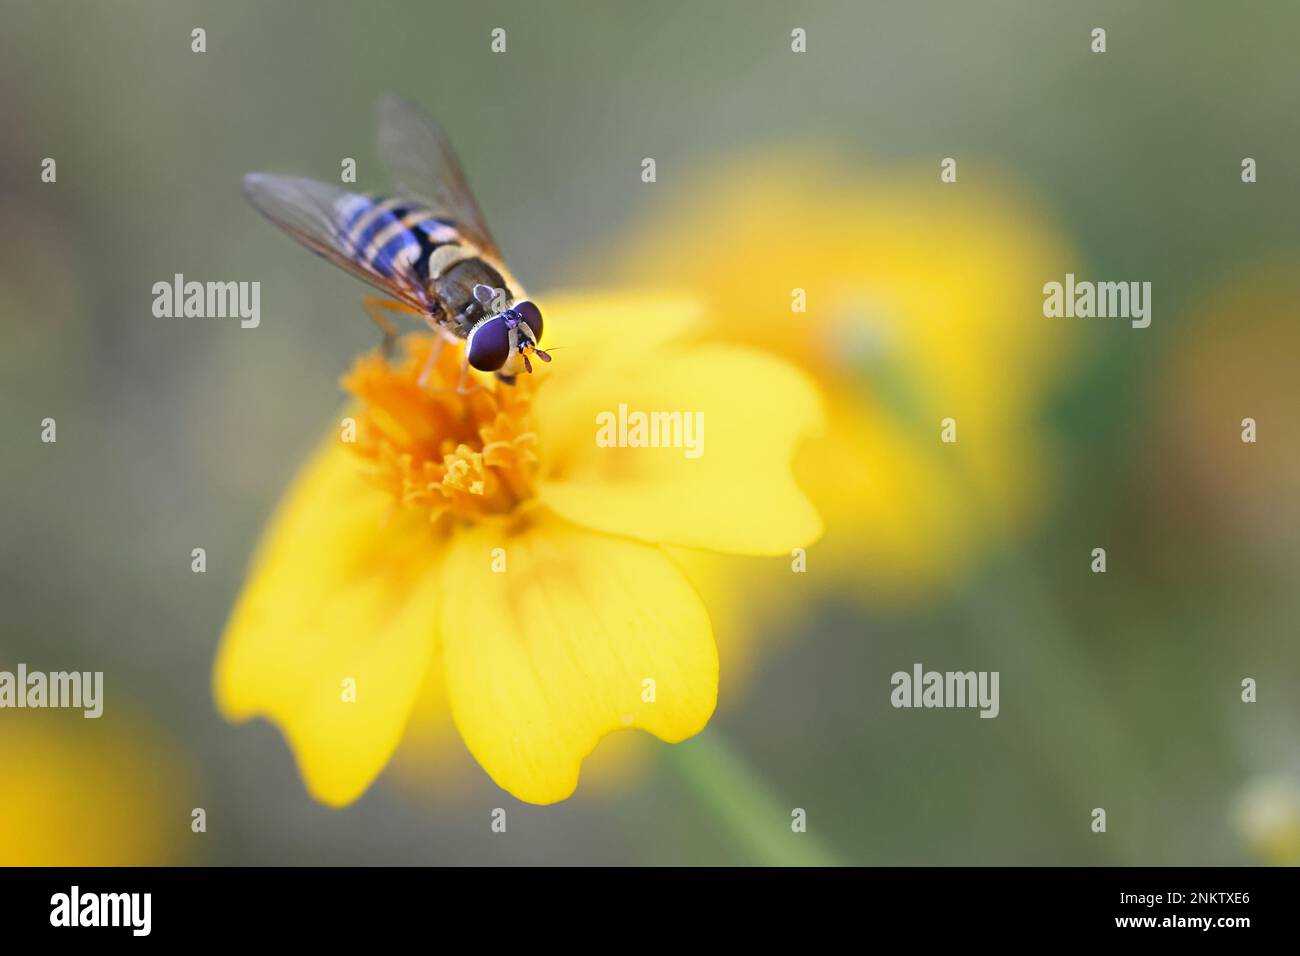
[466, 315, 512, 371]
[513, 300, 543, 342]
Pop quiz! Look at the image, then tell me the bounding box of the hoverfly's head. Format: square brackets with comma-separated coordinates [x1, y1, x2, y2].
[465, 289, 549, 379]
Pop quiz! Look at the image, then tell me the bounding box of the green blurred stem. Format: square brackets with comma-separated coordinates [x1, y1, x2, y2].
[666, 731, 845, 866]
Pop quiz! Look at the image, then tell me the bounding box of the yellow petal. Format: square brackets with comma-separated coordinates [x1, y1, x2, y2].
[531, 291, 703, 393]
[440, 514, 717, 804]
[536, 344, 824, 554]
[214, 433, 442, 806]
[386, 654, 665, 801]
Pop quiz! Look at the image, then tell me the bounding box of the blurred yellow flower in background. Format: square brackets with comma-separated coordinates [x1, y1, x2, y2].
[214, 294, 823, 806]
[599, 149, 1078, 677]
[0, 710, 193, 865]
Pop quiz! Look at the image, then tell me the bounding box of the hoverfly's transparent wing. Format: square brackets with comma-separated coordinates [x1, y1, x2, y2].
[242, 172, 433, 311]
[376, 94, 501, 257]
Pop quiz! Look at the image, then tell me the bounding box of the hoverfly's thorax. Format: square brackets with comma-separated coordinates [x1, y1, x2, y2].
[433, 257, 515, 336]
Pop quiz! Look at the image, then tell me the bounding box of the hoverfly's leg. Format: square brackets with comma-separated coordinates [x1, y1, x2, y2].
[417, 323, 462, 389]
[455, 358, 484, 397]
[362, 295, 424, 362]
[417, 334, 446, 389]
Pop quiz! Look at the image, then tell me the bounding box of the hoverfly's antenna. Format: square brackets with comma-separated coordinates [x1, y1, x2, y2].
[519, 344, 551, 375]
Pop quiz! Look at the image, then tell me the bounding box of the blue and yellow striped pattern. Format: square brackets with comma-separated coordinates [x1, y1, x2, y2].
[333, 194, 463, 282]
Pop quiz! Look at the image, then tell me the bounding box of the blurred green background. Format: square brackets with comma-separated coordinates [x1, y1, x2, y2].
[2, 0, 1298, 865]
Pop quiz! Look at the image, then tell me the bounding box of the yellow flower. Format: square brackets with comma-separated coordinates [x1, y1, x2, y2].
[598, 149, 1077, 659]
[213, 293, 822, 806]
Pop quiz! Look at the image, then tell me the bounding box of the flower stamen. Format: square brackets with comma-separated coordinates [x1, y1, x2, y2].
[342, 334, 541, 525]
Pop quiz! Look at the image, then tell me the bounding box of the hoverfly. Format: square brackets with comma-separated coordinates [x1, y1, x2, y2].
[242, 95, 549, 384]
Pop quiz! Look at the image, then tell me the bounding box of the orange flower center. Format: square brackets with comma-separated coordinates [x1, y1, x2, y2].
[341, 334, 540, 524]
